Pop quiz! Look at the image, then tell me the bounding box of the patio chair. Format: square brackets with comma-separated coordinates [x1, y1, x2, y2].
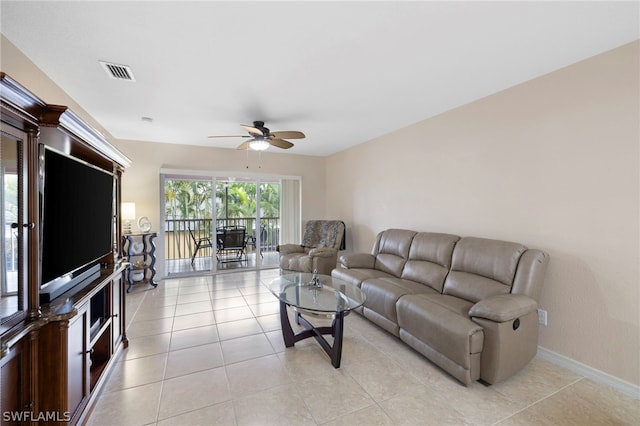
[216, 225, 247, 262]
[188, 227, 213, 264]
[277, 220, 345, 275]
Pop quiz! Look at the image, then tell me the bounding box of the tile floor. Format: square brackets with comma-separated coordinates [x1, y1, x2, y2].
[86, 270, 639, 425]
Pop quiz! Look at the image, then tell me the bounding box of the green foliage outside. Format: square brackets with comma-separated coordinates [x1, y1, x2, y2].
[163, 179, 280, 259]
[164, 179, 280, 220]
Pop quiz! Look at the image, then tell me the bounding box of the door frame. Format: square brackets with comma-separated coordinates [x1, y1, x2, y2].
[160, 168, 301, 278]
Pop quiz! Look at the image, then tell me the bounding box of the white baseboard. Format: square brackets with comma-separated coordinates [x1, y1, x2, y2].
[537, 346, 640, 400]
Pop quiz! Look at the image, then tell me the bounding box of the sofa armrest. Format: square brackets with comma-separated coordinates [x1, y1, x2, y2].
[469, 294, 537, 322]
[338, 253, 375, 269]
[308, 247, 337, 258]
[277, 244, 305, 255]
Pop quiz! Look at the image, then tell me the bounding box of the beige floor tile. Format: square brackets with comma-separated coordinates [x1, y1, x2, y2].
[104, 353, 167, 392]
[430, 379, 526, 424]
[379, 385, 468, 425]
[217, 317, 263, 340]
[265, 329, 287, 353]
[210, 287, 243, 299]
[211, 295, 248, 309]
[277, 345, 341, 382]
[177, 284, 211, 294]
[176, 291, 210, 305]
[126, 317, 174, 338]
[498, 378, 640, 425]
[157, 367, 231, 420]
[174, 300, 213, 317]
[121, 332, 171, 360]
[371, 335, 465, 389]
[156, 401, 235, 426]
[297, 372, 376, 424]
[214, 305, 255, 323]
[238, 284, 271, 296]
[132, 305, 177, 321]
[169, 324, 219, 351]
[243, 292, 278, 304]
[491, 356, 583, 405]
[86, 381, 162, 426]
[220, 333, 275, 364]
[165, 342, 224, 378]
[322, 404, 396, 426]
[344, 351, 429, 402]
[256, 313, 281, 332]
[172, 311, 215, 331]
[232, 384, 316, 426]
[248, 301, 281, 317]
[141, 292, 179, 306]
[225, 353, 291, 398]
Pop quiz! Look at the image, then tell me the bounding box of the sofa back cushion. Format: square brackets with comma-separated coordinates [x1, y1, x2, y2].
[372, 229, 417, 277]
[443, 237, 527, 302]
[401, 232, 460, 292]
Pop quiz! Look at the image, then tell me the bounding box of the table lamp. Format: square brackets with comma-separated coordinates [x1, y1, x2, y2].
[121, 202, 136, 234]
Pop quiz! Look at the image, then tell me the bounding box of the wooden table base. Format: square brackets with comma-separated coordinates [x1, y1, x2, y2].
[278, 299, 345, 368]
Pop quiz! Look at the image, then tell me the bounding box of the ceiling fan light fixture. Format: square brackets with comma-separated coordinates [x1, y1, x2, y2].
[249, 138, 270, 151]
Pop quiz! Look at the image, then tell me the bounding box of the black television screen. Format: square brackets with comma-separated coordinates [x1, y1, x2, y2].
[41, 148, 114, 292]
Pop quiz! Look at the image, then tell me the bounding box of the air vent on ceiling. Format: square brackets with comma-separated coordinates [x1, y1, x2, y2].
[99, 61, 136, 82]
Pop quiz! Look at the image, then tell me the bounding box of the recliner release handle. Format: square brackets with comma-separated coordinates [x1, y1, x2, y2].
[512, 318, 520, 330]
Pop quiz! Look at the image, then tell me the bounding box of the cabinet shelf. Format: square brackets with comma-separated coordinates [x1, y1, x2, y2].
[89, 317, 111, 346]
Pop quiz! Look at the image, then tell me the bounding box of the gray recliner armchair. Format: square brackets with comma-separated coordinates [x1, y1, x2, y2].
[277, 220, 346, 275]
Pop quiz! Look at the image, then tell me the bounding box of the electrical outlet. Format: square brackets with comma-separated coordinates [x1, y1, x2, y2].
[537, 309, 547, 326]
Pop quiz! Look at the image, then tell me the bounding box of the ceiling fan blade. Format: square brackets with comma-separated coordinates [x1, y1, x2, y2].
[269, 138, 294, 149]
[241, 124, 264, 136]
[237, 140, 252, 150]
[270, 131, 305, 139]
[207, 135, 251, 138]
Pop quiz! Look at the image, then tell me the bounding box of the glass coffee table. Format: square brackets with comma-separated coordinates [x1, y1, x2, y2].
[268, 273, 365, 368]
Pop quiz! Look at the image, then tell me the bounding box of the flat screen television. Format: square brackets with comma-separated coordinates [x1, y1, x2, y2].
[40, 147, 115, 303]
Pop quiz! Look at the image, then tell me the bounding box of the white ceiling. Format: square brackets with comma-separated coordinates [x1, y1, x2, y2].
[1, 1, 638, 157]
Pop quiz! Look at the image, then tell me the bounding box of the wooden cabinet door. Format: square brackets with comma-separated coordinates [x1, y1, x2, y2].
[66, 307, 88, 422]
[111, 275, 123, 351]
[0, 336, 32, 424]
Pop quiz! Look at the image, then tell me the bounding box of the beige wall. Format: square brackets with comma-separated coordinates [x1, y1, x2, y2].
[326, 41, 640, 386]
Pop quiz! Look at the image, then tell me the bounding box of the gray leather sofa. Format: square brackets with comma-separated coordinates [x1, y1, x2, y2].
[331, 229, 549, 385]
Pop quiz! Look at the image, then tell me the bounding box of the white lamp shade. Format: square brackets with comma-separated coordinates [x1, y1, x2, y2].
[249, 139, 270, 151]
[122, 202, 136, 220]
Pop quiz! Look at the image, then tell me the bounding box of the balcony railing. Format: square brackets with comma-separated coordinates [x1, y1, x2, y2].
[164, 217, 280, 261]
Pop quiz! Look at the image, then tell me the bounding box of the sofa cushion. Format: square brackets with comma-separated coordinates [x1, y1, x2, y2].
[401, 232, 459, 292]
[373, 229, 416, 277]
[414, 293, 474, 317]
[280, 252, 311, 272]
[443, 237, 527, 303]
[397, 294, 484, 369]
[331, 267, 393, 288]
[362, 277, 438, 326]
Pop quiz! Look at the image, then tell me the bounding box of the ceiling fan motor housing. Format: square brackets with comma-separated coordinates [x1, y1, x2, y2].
[253, 121, 269, 135]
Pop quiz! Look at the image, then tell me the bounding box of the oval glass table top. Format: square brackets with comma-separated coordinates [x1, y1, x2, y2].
[268, 273, 365, 314]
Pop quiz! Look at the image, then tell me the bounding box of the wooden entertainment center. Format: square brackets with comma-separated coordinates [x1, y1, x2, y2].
[0, 73, 131, 425]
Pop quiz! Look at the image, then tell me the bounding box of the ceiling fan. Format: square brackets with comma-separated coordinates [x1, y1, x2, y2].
[208, 121, 305, 151]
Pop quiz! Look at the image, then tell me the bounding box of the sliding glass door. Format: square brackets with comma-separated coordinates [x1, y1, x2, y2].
[163, 176, 215, 276]
[161, 172, 298, 278]
[215, 178, 281, 271]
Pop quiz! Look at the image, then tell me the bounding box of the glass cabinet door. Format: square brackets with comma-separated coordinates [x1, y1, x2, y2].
[1, 125, 28, 331]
